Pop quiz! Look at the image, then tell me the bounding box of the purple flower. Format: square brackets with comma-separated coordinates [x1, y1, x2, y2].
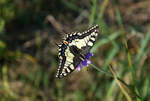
[77, 52, 93, 71]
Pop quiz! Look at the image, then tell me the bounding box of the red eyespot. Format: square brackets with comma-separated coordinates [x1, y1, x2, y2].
[63, 41, 68, 45]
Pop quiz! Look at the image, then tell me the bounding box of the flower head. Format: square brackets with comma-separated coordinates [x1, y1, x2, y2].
[77, 52, 93, 71]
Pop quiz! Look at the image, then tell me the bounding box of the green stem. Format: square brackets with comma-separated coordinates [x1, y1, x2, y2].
[90, 63, 113, 77]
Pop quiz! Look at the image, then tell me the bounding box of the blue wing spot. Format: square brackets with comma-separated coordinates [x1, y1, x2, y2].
[60, 44, 67, 57]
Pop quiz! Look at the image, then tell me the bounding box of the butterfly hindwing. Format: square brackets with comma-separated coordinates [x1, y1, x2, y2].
[56, 25, 99, 78]
[56, 45, 76, 78]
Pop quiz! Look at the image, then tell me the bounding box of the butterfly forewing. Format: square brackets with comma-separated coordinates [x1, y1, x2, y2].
[56, 25, 99, 78]
[69, 25, 98, 49]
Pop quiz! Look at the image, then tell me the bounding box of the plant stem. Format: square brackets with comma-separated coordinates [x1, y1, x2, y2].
[90, 63, 113, 77]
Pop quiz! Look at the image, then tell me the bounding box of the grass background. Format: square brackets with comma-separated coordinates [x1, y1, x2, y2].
[0, 0, 150, 101]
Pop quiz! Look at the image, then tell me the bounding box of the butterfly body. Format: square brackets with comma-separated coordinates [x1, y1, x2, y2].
[56, 25, 99, 78]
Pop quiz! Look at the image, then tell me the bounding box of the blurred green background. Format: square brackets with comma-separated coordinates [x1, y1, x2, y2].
[0, 0, 150, 101]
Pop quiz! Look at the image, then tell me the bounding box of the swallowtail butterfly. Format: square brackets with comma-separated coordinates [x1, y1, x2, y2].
[56, 25, 99, 78]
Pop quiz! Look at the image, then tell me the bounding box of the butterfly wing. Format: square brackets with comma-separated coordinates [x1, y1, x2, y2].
[56, 44, 81, 78]
[69, 25, 99, 55]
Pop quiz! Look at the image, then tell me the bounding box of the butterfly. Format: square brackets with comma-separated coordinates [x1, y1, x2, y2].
[56, 25, 99, 78]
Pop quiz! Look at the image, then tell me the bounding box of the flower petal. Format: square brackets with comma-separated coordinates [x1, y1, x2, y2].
[86, 59, 91, 64]
[81, 59, 91, 66]
[82, 60, 88, 66]
[85, 52, 93, 59]
[77, 63, 82, 71]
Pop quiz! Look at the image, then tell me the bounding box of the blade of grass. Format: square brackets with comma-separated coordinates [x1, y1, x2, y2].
[2, 64, 18, 99]
[95, 40, 119, 79]
[61, 0, 81, 12]
[97, 17, 110, 35]
[104, 80, 117, 101]
[103, 41, 119, 68]
[109, 66, 132, 101]
[104, 65, 125, 101]
[142, 78, 149, 99]
[115, 6, 141, 101]
[76, 90, 84, 101]
[96, 0, 110, 34]
[0, 17, 5, 35]
[97, 0, 109, 19]
[89, 0, 97, 25]
[135, 29, 150, 64]
[91, 31, 122, 53]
